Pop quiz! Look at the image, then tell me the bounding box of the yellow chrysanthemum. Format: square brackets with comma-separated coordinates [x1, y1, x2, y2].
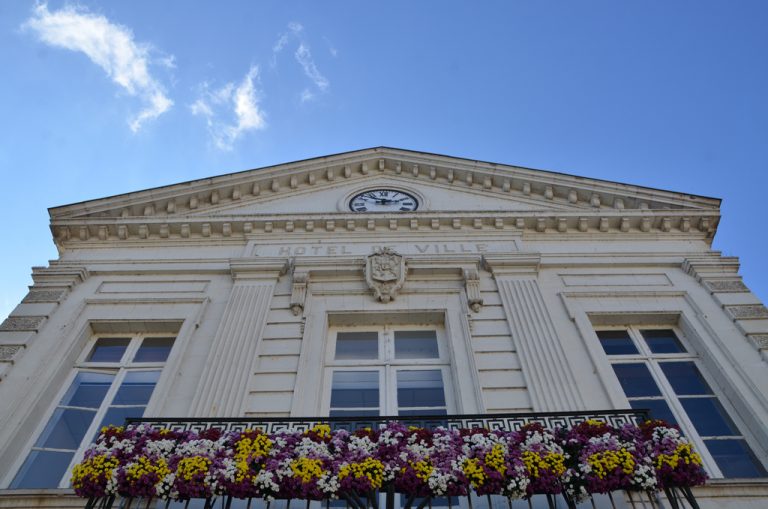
[485, 444, 506, 474]
[522, 451, 566, 478]
[338, 458, 385, 488]
[71, 455, 119, 489]
[656, 443, 702, 470]
[308, 424, 332, 439]
[462, 458, 486, 488]
[290, 457, 325, 483]
[587, 449, 635, 479]
[176, 456, 211, 481]
[125, 456, 170, 482]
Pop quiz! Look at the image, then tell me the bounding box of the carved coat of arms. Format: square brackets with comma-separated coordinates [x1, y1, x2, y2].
[366, 247, 406, 303]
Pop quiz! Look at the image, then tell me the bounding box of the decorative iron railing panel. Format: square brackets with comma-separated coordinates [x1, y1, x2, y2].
[125, 409, 648, 434]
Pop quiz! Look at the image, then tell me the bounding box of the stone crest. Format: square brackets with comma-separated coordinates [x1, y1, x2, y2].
[366, 247, 406, 303]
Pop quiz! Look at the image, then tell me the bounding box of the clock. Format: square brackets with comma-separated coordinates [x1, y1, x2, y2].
[349, 189, 419, 212]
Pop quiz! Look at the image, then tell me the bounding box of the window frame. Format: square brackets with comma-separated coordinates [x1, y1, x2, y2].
[596, 325, 766, 478]
[324, 324, 455, 417]
[8, 332, 174, 489]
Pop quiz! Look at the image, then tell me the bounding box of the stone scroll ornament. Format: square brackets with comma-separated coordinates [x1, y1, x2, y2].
[366, 247, 406, 303]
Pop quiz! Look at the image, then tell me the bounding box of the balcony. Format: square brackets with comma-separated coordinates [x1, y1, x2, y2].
[76, 410, 702, 509]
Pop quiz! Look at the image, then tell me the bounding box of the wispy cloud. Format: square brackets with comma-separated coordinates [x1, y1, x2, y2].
[295, 43, 329, 92]
[272, 21, 330, 100]
[23, 3, 173, 132]
[191, 66, 266, 151]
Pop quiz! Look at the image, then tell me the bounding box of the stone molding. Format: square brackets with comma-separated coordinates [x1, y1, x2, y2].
[704, 280, 749, 293]
[0, 345, 22, 361]
[747, 334, 768, 350]
[51, 210, 719, 247]
[0, 316, 45, 332]
[726, 305, 768, 320]
[22, 289, 68, 303]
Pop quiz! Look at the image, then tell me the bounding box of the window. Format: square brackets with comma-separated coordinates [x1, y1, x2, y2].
[10, 334, 174, 489]
[326, 327, 452, 417]
[596, 327, 766, 478]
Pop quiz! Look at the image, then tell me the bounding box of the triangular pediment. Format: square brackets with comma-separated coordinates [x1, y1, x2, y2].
[50, 147, 720, 222]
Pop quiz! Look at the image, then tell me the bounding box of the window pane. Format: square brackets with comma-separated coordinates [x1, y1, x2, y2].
[97, 406, 147, 430]
[330, 371, 378, 408]
[87, 338, 130, 362]
[660, 362, 713, 395]
[10, 449, 74, 489]
[35, 407, 96, 449]
[113, 371, 160, 405]
[335, 332, 378, 360]
[133, 337, 174, 362]
[681, 397, 740, 437]
[640, 329, 686, 354]
[60, 372, 115, 408]
[397, 370, 446, 408]
[596, 330, 638, 355]
[395, 331, 439, 359]
[630, 399, 678, 426]
[612, 363, 662, 397]
[705, 439, 767, 478]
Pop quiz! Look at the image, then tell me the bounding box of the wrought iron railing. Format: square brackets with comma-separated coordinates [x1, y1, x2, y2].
[81, 410, 701, 509]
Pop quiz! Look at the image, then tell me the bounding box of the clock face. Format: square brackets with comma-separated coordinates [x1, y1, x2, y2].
[349, 189, 419, 212]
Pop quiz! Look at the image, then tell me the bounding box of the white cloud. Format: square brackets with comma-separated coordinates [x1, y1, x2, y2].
[271, 22, 330, 100]
[23, 3, 173, 132]
[191, 66, 266, 151]
[300, 89, 314, 103]
[295, 43, 329, 92]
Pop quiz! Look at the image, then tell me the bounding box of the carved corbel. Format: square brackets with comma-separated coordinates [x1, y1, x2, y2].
[464, 268, 483, 313]
[290, 270, 309, 316]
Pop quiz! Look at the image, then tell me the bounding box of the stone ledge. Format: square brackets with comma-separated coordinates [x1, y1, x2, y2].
[0, 490, 81, 509]
[0, 316, 46, 332]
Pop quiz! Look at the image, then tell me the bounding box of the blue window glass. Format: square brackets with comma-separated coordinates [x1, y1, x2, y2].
[680, 398, 740, 437]
[335, 332, 378, 360]
[612, 363, 662, 397]
[630, 399, 678, 426]
[87, 338, 129, 362]
[597, 330, 638, 355]
[113, 371, 160, 405]
[660, 362, 713, 395]
[35, 408, 96, 449]
[61, 372, 114, 408]
[395, 331, 440, 359]
[10, 450, 75, 489]
[396, 370, 446, 408]
[640, 329, 686, 354]
[330, 371, 379, 408]
[705, 440, 767, 478]
[133, 338, 174, 362]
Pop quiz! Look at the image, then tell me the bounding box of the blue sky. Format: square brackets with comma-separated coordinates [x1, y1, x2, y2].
[1, 1, 767, 320]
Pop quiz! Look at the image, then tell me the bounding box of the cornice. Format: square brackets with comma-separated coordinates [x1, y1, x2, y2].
[51, 209, 719, 248]
[49, 149, 720, 224]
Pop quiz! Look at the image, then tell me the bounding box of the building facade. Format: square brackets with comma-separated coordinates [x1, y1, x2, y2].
[0, 147, 766, 508]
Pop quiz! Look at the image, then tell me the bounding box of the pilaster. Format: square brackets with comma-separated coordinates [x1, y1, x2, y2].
[484, 254, 585, 411]
[189, 258, 287, 417]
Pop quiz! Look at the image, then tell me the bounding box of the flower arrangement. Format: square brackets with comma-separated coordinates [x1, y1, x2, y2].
[71, 419, 706, 505]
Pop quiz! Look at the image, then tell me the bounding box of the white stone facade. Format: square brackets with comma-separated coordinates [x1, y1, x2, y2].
[0, 147, 766, 507]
